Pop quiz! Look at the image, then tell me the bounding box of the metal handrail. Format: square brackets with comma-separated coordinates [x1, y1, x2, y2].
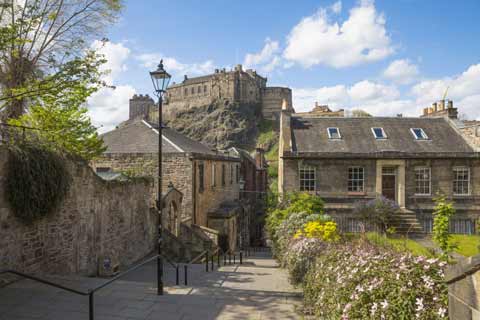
[188, 250, 208, 265]
[0, 254, 177, 320]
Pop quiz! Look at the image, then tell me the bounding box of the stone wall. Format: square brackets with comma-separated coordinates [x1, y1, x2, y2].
[0, 147, 156, 276]
[261, 87, 292, 121]
[446, 255, 480, 319]
[460, 125, 480, 151]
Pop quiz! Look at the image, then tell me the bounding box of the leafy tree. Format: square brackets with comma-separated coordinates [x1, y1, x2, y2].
[432, 194, 456, 260]
[8, 50, 106, 160]
[0, 0, 122, 119]
[350, 109, 372, 117]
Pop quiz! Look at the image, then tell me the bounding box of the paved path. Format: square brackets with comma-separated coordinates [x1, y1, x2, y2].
[0, 251, 303, 320]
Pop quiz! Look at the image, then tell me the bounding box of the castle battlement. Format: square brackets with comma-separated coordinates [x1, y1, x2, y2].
[128, 64, 293, 122]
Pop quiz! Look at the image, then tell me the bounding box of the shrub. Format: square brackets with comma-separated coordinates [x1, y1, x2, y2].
[303, 241, 448, 319]
[354, 196, 399, 233]
[432, 194, 456, 260]
[284, 237, 327, 286]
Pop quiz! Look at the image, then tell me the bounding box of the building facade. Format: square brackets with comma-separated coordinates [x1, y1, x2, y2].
[128, 64, 294, 122]
[278, 103, 480, 234]
[92, 119, 246, 251]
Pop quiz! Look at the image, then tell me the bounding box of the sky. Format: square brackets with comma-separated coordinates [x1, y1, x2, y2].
[87, 0, 480, 132]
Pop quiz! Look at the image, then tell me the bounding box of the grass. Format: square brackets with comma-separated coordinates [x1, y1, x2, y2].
[451, 234, 480, 257]
[364, 232, 434, 257]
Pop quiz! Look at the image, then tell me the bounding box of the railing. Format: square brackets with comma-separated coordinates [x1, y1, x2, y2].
[0, 254, 169, 320]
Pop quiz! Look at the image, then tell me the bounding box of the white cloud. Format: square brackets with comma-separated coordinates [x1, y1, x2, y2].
[383, 59, 419, 84]
[136, 53, 216, 80]
[91, 40, 131, 84]
[87, 41, 136, 133]
[412, 63, 480, 119]
[293, 80, 406, 115]
[330, 1, 342, 14]
[243, 38, 281, 73]
[284, 0, 393, 68]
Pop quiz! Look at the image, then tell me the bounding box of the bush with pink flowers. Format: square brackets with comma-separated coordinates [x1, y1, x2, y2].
[302, 241, 448, 319]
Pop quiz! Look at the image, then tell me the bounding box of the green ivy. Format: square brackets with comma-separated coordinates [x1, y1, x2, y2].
[6, 145, 71, 223]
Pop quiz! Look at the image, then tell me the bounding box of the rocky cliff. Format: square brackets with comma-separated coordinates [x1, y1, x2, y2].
[164, 100, 263, 151]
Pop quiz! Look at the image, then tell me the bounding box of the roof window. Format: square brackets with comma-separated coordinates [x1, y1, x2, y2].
[371, 127, 387, 139]
[327, 127, 342, 139]
[410, 128, 429, 140]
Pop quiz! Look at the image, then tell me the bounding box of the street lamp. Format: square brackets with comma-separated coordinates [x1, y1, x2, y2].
[150, 59, 171, 296]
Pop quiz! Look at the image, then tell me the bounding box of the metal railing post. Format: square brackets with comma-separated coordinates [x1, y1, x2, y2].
[217, 253, 220, 268]
[205, 252, 209, 272]
[229, 253, 231, 264]
[211, 254, 214, 271]
[184, 265, 188, 286]
[233, 254, 236, 264]
[175, 266, 179, 286]
[89, 292, 94, 320]
[224, 254, 227, 265]
[240, 251, 243, 265]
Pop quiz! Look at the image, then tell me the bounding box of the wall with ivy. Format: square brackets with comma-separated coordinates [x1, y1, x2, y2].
[0, 146, 156, 276]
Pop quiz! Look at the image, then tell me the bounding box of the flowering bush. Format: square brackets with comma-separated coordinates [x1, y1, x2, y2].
[296, 220, 340, 242]
[354, 196, 400, 233]
[303, 241, 448, 319]
[283, 237, 327, 285]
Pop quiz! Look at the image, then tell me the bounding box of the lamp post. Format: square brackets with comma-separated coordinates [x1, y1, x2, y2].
[150, 60, 171, 296]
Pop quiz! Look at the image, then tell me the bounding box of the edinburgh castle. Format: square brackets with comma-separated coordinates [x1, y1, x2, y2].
[128, 64, 294, 122]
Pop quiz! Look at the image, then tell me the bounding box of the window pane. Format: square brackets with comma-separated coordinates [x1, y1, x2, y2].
[299, 166, 316, 191]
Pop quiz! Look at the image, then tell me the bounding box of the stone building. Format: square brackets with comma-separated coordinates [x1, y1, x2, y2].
[278, 102, 480, 234]
[228, 147, 268, 246]
[92, 119, 247, 251]
[128, 64, 294, 122]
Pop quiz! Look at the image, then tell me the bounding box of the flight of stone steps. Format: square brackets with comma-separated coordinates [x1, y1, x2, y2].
[388, 210, 424, 235]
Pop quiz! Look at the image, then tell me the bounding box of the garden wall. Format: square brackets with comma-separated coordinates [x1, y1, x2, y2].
[0, 147, 156, 277]
[446, 255, 480, 319]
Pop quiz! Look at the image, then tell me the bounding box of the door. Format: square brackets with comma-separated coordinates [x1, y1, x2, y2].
[382, 167, 396, 201]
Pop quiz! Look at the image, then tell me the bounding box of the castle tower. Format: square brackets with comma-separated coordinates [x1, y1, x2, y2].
[129, 94, 155, 121]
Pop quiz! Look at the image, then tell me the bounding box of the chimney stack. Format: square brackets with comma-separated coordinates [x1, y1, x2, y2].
[184, 75, 188, 81]
[255, 148, 265, 168]
[438, 100, 445, 111]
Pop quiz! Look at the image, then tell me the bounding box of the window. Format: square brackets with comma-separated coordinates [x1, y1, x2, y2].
[411, 128, 429, 140]
[184, 88, 188, 96]
[371, 127, 387, 139]
[348, 167, 364, 192]
[415, 167, 431, 195]
[299, 166, 316, 191]
[96, 167, 111, 173]
[191, 87, 194, 95]
[453, 167, 470, 195]
[211, 163, 216, 187]
[221, 164, 226, 186]
[236, 164, 240, 183]
[204, 85, 207, 93]
[327, 127, 341, 139]
[230, 164, 234, 184]
[198, 163, 205, 192]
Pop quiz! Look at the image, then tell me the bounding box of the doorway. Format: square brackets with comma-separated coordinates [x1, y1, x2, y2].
[382, 167, 397, 202]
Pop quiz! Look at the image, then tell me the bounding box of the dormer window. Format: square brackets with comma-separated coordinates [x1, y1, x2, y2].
[372, 127, 387, 139]
[327, 127, 341, 139]
[411, 128, 429, 140]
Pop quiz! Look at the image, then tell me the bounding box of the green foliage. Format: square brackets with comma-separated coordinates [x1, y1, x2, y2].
[6, 145, 71, 223]
[8, 51, 107, 160]
[365, 232, 434, 257]
[354, 196, 399, 233]
[432, 194, 456, 260]
[451, 234, 480, 257]
[303, 242, 448, 319]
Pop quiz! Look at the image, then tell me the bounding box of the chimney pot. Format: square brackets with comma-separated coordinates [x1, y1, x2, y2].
[184, 75, 188, 81]
[447, 100, 453, 109]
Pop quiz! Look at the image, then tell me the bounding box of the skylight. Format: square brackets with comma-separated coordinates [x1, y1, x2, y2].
[327, 127, 341, 139]
[371, 127, 387, 139]
[411, 128, 429, 140]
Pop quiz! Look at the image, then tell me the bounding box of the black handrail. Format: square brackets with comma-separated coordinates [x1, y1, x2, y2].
[0, 254, 183, 320]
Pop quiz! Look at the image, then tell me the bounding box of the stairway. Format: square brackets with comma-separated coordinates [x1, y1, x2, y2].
[388, 210, 424, 235]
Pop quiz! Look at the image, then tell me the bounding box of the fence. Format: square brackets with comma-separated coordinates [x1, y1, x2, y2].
[421, 218, 475, 234]
[334, 217, 381, 233]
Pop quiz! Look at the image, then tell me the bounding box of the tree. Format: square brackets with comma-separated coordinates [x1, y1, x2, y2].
[0, 0, 122, 119]
[432, 194, 456, 260]
[351, 109, 372, 117]
[8, 50, 107, 160]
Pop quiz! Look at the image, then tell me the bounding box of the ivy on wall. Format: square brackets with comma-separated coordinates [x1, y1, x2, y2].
[6, 145, 71, 224]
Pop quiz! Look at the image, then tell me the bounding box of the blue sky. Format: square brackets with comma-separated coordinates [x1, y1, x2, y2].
[87, 0, 480, 131]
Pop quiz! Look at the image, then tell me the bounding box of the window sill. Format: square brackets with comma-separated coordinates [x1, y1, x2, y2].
[412, 194, 432, 198]
[347, 192, 367, 196]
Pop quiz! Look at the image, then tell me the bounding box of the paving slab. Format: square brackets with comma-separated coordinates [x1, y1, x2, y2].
[0, 251, 303, 319]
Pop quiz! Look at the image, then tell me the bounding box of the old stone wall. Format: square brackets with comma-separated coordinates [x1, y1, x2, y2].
[446, 255, 480, 319]
[0, 147, 156, 276]
[261, 87, 292, 121]
[93, 153, 193, 222]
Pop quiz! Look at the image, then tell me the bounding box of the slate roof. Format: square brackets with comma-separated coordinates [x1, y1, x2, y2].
[289, 116, 476, 157]
[101, 120, 216, 155]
